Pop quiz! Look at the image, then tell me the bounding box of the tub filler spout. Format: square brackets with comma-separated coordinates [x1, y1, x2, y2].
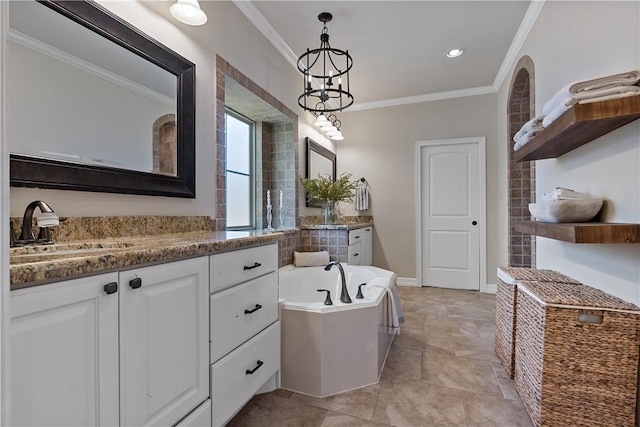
[324, 261, 352, 303]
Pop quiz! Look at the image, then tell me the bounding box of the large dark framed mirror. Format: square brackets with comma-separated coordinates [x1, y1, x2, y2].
[8, 0, 196, 197]
[305, 137, 336, 207]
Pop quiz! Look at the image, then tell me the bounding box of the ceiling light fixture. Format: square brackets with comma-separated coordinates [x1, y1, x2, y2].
[297, 12, 354, 114]
[446, 48, 464, 58]
[313, 109, 345, 141]
[170, 0, 207, 26]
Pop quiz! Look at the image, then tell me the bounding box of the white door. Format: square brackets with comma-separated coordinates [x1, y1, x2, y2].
[10, 273, 120, 426]
[417, 138, 485, 290]
[119, 257, 209, 427]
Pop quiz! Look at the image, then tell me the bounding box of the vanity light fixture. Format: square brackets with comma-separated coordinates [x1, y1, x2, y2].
[446, 48, 464, 58]
[297, 12, 354, 114]
[170, 0, 207, 26]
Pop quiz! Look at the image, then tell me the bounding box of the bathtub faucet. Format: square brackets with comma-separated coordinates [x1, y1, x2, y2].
[324, 261, 352, 304]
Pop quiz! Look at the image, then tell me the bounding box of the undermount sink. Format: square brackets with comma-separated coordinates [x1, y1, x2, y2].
[9, 241, 139, 261]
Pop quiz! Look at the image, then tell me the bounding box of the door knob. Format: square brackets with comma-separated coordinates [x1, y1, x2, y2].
[472, 221, 478, 226]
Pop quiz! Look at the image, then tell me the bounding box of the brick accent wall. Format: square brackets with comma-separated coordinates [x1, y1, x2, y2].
[507, 56, 536, 268]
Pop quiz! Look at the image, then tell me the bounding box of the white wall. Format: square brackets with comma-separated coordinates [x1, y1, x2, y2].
[9, 0, 316, 218]
[497, 1, 640, 303]
[337, 94, 498, 281]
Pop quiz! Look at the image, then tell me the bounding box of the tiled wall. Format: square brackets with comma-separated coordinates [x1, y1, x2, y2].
[299, 229, 349, 263]
[278, 230, 302, 267]
[507, 56, 536, 268]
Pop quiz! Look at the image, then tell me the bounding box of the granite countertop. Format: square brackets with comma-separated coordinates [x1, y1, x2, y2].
[10, 230, 283, 290]
[299, 222, 374, 231]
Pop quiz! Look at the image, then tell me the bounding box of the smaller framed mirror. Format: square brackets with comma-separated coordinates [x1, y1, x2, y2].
[305, 137, 336, 207]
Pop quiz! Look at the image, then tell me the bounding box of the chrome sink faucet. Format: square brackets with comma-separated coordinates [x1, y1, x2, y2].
[15, 200, 59, 246]
[324, 261, 352, 303]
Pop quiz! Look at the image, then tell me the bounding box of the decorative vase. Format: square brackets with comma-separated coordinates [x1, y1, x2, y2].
[322, 201, 338, 224]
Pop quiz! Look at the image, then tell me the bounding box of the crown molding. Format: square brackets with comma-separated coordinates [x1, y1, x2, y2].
[234, 0, 546, 112]
[491, 0, 546, 92]
[347, 85, 496, 112]
[8, 29, 175, 106]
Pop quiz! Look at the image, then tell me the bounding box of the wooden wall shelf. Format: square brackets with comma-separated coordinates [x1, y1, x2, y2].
[514, 96, 640, 162]
[516, 222, 640, 244]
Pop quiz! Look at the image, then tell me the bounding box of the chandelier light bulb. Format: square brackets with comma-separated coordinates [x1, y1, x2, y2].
[170, 0, 207, 26]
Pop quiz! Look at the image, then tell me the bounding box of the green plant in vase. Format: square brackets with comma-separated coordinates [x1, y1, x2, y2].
[301, 173, 357, 224]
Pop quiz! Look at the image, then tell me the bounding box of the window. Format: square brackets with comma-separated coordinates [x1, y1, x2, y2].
[225, 110, 254, 229]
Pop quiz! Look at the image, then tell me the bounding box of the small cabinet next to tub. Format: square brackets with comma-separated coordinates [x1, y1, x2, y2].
[348, 227, 373, 266]
[209, 243, 280, 427]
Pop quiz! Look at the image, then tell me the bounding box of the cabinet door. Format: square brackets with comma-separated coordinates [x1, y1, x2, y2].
[361, 227, 373, 266]
[10, 273, 119, 426]
[348, 241, 362, 265]
[119, 257, 209, 427]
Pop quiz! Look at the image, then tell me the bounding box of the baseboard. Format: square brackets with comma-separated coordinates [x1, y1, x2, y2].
[397, 277, 418, 287]
[483, 283, 497, 294]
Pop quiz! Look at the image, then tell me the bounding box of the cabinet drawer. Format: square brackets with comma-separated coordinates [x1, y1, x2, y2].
[210, 272, 278, 361]
[210, 244, 277, 292]
[348, 229, 365, 245]
[211, 321, 280, 427]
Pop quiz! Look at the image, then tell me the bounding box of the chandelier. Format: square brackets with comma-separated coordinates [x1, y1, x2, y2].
[297, 12, 354, 114]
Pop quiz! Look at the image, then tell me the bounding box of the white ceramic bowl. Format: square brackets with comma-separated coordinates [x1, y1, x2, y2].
[528, 198, 604, 223]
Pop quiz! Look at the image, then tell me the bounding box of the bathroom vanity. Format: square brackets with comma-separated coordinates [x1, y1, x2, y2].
[9, 227, 282, 427]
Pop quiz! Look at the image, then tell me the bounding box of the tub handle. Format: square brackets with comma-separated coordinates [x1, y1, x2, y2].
[243, 262, 262, 270]
[317, 289, 333, 305]
[356, 283, 366, 299]
[245, 360, 264, 375]
[244, 304, 262, 314]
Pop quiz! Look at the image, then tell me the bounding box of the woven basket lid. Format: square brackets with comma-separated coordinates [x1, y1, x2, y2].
[519, 281, 640, 311]
[497, 267, 581, 285]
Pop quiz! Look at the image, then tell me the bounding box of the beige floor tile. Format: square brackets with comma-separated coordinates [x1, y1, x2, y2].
[446, 305, 496, 322]
[453, 335, 501, 363]
[372, 378, 467, 427]
[226, 391, 328, 427]
[393, 326, 456, 354]
[380, 347, 422, 381]
[421, 350, 502, 395]
[320, 411, 390, 427]
[401, 312, 425, 330]
[463, 393, 533, 427]
[491, 362, 520, 400]
[291, 383, 381, 420]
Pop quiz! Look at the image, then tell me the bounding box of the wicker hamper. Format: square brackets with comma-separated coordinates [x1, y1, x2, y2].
[514, 281, 640, 427]
[495, 267, 580, 378]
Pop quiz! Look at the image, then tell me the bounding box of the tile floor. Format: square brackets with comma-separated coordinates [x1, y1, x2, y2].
[227, 286, 533, 427]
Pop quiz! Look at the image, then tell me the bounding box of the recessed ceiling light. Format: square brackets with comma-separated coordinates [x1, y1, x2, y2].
[446, 48, 464, 58]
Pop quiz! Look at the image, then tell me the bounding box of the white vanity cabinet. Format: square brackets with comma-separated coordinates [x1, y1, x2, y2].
[209, 243, 280, 427]
[119, 257, 209, 427]
[348, 227, 373, 266]
[10, 273, 120, 426]
[10, 257, 210, 427]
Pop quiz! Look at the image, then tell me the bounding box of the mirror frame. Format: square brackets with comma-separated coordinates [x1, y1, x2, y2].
[9, 0, 196, 198]
[305, 137, 336, 208]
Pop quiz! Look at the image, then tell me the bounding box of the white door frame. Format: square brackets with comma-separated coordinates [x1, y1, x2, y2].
[415, 137, 487, 292]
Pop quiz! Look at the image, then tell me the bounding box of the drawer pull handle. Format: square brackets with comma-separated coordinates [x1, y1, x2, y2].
[243, 262, 262, 271]
[246, 360, 264, 375]
[354, 253, 359, 257]
[355, 236, 361, 239]
[104, 282, 118, 295]
[129, 278, 142, 289]
[244, 304, 263, 314]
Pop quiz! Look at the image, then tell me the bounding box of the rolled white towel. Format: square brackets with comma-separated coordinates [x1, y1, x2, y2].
[543, 70, 640, 115]
[513, 115, 545, 142]
[293, 250, 330, 267]
[513, 128, 543, 151]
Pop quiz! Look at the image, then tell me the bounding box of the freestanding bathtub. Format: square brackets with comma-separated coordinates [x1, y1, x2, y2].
[278, 264, 397, 397]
